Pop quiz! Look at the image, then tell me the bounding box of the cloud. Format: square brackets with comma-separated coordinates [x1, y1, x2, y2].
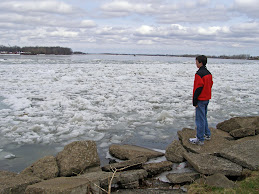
[0, 0, 79, 15]
[233, 0, 259, 17]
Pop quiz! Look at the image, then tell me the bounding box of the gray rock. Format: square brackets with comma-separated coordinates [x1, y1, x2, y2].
[165, 140, 187, 163]
[166, 172, 200, 184]
[20, 156, 59, 180]
[78, 169, 148, 190]
[25, 177, 100, 194]
[216, 116, 259, 133]
[219, 140, 259, 170]
[56, 140, 100, 177]
[206, 173, 236, 188]
[0, 174, 41, 194]
[109, 144, 164, 160]
[102, 156, 147, 172]
[178, 128, 233, 154]
[77, 171, 119, 190]
[183, 152, 243, 176]
[229, 127, 256, 138]
[119, 169, 148, 184]
[143, 161, 173, 177]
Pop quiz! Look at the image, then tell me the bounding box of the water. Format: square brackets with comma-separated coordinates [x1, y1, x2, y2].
[0, 54, 259, 172]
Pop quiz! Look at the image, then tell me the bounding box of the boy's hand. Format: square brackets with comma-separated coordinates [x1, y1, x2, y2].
[195, 105, 198, 108]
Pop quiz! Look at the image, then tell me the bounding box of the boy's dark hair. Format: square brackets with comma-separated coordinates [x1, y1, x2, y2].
[196, 55, 207, 66]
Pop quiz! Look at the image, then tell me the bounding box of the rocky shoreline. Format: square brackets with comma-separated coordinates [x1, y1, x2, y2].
[0, 116, 258, 193]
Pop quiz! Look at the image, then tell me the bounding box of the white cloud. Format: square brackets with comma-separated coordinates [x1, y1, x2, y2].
[136, 25, 154, 35]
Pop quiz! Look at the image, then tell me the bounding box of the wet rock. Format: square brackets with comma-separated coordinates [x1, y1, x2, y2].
[206, 173, 236, 188]
[183, 152, 243, 176]
[102, 156, 147, 172]
[0, 174, 41, 194]
[143, 161, 173, 177]
[20, 156, 59, 180]
[166, 172, 200, 184]
[219, 140, 259, 170]
[229, 128, 256, 138]
[178, 128, 233, 154]
[216, 116, 259, 133]
[165, 140, 187, 163]
[109, 144, 164, 160]
[56, 140, 100, 177]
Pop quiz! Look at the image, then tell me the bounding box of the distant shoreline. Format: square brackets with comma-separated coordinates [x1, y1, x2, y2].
[78, 52, 259, 60]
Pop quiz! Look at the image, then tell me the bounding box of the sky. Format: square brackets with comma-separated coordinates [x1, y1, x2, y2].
[0, 0, 259, 55]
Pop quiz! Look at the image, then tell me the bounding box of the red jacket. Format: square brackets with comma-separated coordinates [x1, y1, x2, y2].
[193, 66, 213, 106]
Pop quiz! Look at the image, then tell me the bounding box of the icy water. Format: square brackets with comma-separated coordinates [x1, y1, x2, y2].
[0, 54, 259, 172]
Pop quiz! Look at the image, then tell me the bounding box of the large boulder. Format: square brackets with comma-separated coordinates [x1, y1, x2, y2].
[20, 156, 59, 180]
[165, 140, 186, 163]
[178, 128, 234, 154]
[143, 161, 173, 177]
[56, 141, 100, 177]
[183, 152, 243, 176]
[216, 116, 259, 133]
[109, 144, 164, 160]
[0, 174, 41, 194]
[102, 156, 147, 172]
[219, 140, 259, 170]
[166, 172, 200, 184]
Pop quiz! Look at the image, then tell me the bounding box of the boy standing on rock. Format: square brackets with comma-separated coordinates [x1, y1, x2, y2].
[189, 55, 213, 145]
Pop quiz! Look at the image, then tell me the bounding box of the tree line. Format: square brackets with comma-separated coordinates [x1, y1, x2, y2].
[0, 45, 73, 55]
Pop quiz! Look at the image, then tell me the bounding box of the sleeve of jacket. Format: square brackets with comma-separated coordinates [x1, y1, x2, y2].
[193, 74, 204, 106]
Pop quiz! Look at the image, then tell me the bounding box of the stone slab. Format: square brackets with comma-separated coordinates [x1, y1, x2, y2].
[25, 177, 100, 194]
[166, 172, 200, 184]
[109, 144, 164, 160]
[183, 152, 243, 176]
[220, 140, 259, 170]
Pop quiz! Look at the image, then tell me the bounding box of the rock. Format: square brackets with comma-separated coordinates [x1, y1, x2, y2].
[109, 144, 164, 160]
[229, 128, 256, 138]
[0, 170, 17, 178]
[166, 172, 200, 184]
[206, 173, 236, 188]
[56, 140, 100, 177]
[25, 177, 100, 194]
[78, 169, 148, 190]
[165, 140, 186, 163]
[216, 116, 259, 133]
[143, 161, 173, 177]
[20, 156, 59, 180]
[178, 128, 234, 154]
[183, 152, 243, 176]
[119, 169, 148, 189]
[0, 174, 41, 194]
[77, 171, 119, 191]
[102, 156, 147, 172]
[219, 140, 259, 170]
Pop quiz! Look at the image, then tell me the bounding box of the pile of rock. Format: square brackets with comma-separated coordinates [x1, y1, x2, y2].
[0, 116, 258, 193]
